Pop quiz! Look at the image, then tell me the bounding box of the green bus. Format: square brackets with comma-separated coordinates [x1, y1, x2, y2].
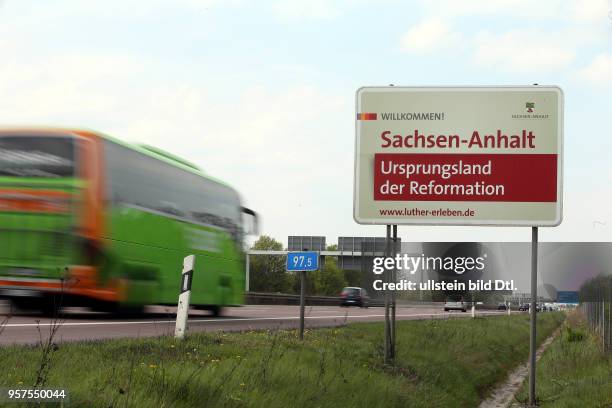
[0, 128, 256, 315]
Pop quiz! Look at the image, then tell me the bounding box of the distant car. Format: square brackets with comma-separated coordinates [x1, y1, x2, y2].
[497, 303, 508, 310]
[444, 300, 467, 312]
[340, 287, 369, 308]
[518, 304, 542, 312]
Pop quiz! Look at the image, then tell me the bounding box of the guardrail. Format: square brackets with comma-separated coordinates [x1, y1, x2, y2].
[581, 300, 611, 351]
[246, 292, 386, 307]
[579, 275, 611, 351]
[245, 293, 521, 311]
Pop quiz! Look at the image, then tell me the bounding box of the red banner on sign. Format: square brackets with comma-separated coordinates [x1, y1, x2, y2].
[373, 153, 557, 202]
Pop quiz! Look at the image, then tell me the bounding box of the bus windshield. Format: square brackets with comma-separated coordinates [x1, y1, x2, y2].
[0, 135, 75, 178]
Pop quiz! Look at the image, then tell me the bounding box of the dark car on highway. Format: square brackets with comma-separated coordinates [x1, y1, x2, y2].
[518, 304, 542, 312]
[340, 287, 369, 308]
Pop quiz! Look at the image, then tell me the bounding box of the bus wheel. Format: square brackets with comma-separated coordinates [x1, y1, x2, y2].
[92, 301, 144, 316]
[10, 298, 39, 314]
[11, 297, 61, 317]
[210, 306, 223, 317]
[114, 304, 145, 317]
[40, 302, 62, 318]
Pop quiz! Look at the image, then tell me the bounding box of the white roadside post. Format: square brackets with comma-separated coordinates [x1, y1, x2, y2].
[508, 301, 511, 316]
[175, 255, 195, 339]
[471, 293, 476, 319]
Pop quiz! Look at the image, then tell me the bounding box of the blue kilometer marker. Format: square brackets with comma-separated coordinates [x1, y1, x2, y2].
[286, 251, 319, 272]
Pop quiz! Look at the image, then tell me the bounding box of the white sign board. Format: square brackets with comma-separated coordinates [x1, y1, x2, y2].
[354, 86, 563, 226]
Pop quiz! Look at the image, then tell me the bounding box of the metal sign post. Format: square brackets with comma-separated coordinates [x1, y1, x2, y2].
[286, 251, 320, 340]
[383, 224, 398, 363]
[299, 270, 306, 340]
[384, 225, 391, 364]
[391, 225, 397, 359]
[529, 227, 538, 406]
[175, 255, 195, 339]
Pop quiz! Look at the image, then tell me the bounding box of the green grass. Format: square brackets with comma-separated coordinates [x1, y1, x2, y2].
[514, 312, 612, 407]
[0, 313, 564, 407]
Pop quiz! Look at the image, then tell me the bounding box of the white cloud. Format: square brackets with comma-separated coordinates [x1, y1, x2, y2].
[400, 18, 461, 53]
[472, 30, 576, 73]
[567, 0, 612, 22]
[423, 0, 553, 19]
[420, 0, 612, 23]
[399, 0, 608, 74]
[577, 53, 612, 85]
[0, 53, 146, 123]
[272, 0, 340, 21]
[0, 0, 237, 25]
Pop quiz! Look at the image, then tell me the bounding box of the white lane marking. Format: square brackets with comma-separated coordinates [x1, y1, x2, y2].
[2, 311, 509, 328]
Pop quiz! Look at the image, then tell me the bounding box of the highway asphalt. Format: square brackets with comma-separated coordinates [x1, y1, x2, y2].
[0, 301, 513, 345]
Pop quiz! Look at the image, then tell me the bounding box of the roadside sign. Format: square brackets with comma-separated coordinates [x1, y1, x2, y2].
[288, 236, 326, 251]
[557, 291, 579, 304]
[287, 251, 320, 340]
[354, 86, 563, 226]
[286, 251, 319, 272]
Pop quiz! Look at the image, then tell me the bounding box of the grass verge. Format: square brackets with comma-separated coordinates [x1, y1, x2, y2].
[514, 311, 612, 407]
[0, 313, 564, 407]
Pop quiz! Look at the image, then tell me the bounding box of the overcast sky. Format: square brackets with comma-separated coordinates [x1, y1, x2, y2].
[1, 0, 611, 245]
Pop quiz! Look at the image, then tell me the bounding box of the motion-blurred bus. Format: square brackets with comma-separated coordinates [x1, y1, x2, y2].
[0, 128, 257, 315]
